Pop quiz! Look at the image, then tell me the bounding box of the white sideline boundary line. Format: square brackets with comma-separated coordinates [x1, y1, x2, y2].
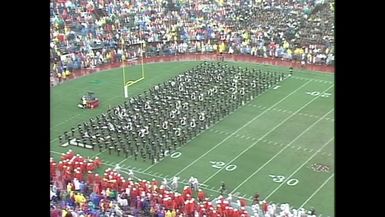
[205, 85, 334, 184]
[171, 80, 313, 177]
[51, 151, 62, 155]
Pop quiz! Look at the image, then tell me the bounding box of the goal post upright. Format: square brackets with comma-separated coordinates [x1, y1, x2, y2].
[122, 38, 128, 98]
[139, 19, 145, 81]
[123, 11, 146, 99]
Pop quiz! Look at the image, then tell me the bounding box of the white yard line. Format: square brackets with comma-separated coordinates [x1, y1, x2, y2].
[142, 91, 274, 173]
[299, 173, 335, 209]
[229, 107, 333, 192]
[169, 80, 313, 176]
[271, 108, 334, 121]
[117, 157, 131, 166]
[204, 85, 334, 184]
[264, 137, 334, 199]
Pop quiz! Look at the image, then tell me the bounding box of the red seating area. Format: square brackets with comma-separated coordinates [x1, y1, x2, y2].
[50, 151, 315, 217]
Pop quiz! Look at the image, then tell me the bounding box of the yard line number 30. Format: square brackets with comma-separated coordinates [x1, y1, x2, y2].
[269, 174, 299, 186]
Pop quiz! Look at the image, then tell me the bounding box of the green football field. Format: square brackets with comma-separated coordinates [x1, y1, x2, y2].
[50, 61, 334, 216]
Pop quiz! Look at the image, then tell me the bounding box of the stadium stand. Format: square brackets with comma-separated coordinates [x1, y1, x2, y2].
[50, 0, 334, 84]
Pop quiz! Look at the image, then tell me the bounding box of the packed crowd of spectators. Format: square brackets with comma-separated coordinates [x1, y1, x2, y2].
[50, 0, 334, 83]
[50, 151, 318, 217]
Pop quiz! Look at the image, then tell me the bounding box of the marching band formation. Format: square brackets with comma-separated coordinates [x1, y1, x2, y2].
[59, 62, 288, 164]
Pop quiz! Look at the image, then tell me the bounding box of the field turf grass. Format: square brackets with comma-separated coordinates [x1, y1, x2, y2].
[51, 61, 334, 216]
